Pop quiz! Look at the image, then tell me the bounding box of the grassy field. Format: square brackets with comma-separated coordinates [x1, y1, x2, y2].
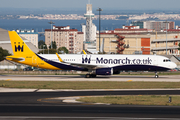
[0, 81, 180, 89]
[77, 95, 180, 106]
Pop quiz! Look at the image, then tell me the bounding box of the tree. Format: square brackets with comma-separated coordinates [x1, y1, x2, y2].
[38, 40, 45, 48]
[0, 47, 11, 62]
[38, 40, 47, 49]
[58, 47, 69, 54]
[49, 41, 57, 49]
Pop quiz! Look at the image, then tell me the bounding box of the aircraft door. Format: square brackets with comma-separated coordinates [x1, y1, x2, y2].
[154, 56, 158, 65]
[32, 56, 37, 65]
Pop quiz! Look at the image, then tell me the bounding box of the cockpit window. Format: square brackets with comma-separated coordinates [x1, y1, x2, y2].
[163, 59, 171, 62]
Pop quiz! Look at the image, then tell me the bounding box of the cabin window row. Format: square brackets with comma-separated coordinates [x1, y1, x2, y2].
[63, 59, 76, 61]
[163, 59, 171, 62]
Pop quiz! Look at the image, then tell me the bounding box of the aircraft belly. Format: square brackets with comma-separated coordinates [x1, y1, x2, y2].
[113, 64, 170, 71]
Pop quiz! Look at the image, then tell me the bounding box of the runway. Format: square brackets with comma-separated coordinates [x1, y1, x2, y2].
[1, 74, 180, 82]
[0, 90, 180, 119]
[1, 75, 180, 119]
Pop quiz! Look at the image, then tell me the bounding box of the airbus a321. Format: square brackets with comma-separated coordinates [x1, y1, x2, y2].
[6, 31, 177, 78]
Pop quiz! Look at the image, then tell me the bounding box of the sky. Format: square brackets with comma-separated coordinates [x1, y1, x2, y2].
[0, 0, 180, 10]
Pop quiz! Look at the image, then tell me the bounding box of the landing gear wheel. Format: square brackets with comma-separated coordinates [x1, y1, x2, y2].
[91, 74, 97, 78]
[85, 74, 91, 78]
[154, 72, 159, 78]
[155, 75, 159, 78]
[85, 74, 97, 78]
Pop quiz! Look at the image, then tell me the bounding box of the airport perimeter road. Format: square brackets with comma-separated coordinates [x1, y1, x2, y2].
[0, 90, 180, 119]
[0, 74, 180, 82]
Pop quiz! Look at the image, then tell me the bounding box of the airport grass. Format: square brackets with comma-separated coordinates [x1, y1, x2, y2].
[0, 81, 180, 89]
[77, 95, 180, 106]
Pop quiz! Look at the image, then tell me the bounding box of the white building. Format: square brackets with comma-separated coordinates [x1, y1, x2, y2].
[45, 25, 84, 54]
[16, 29, 38, 48]
[82, 3, 97, 53]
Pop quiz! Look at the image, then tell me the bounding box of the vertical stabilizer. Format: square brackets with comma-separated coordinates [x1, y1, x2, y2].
[8, 31, 35, 56]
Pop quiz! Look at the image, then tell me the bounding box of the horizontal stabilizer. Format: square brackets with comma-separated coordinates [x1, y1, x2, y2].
[6, 56, 24, 61]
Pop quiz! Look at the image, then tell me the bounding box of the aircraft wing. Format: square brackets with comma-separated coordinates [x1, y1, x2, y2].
[68, 62, 101, 69]
[55, 53, 105, 69]
[65, 62, 105, 69]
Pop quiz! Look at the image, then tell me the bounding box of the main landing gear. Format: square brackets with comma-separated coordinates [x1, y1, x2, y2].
[85, 74, 97, 78]
[155, 72, 159, 78]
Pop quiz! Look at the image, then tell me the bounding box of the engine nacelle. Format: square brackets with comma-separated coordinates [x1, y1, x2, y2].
[96, 68, 113, 75]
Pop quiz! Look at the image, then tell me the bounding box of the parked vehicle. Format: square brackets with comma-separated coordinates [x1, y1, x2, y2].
[23, 67, 33, 71]
[38, 69, 47, 71]
[175, 68, 180, 71]
[170, 69, 177, 72]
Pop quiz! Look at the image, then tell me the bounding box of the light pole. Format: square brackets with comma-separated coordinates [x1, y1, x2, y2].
[97, 8, 103, 53]
[48, 21, 55, 49]
[164, 21, 168, 55]
[47, 45, 49, 54]
[43, 45, 45, 54]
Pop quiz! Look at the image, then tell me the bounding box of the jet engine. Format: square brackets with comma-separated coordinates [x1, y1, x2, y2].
[96, 68, 113, 75]
[113, 70, 121, 74]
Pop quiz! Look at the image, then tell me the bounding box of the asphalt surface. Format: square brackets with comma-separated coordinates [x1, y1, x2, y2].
[0, 90, 180, 119]
[1, 74, 180, 82]
[1, 74, 180, 119]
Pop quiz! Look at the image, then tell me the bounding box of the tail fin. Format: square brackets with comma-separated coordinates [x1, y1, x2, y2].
[8, 31, 34, 56]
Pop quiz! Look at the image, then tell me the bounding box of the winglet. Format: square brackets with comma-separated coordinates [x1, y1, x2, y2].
[83, 50, 87, 55]
[56, 53, 63, 62]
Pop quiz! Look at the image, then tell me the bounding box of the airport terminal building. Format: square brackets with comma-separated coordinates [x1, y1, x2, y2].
[96, 26, 180, 56]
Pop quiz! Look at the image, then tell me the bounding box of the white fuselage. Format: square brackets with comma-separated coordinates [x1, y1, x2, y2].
[38, 54, 177, 71]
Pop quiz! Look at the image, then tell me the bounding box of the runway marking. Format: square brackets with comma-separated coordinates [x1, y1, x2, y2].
[37, 99, 42, 102]
[127, 80, 133, 82]
[5, 79, 11, 81]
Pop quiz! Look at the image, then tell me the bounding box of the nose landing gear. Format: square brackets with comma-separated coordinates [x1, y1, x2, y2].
[155, 72, 159, 78]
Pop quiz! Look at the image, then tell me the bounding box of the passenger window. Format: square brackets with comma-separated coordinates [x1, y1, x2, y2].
[163, 59, 171, 62]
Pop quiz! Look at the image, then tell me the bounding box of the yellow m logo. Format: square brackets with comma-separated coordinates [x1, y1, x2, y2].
[15, 45, 24, 52]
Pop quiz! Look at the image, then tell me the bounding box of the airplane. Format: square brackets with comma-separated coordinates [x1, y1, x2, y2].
[6, 31, 177, 78]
